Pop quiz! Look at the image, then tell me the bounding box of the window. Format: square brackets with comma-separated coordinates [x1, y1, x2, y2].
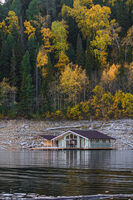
[74, 135, 77, 139]
[66, 135, 70, 140]
[70, 134, 73, 139]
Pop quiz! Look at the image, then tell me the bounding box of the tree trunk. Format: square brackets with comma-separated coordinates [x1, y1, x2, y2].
[35, 62, 39, 111]
[19, 15, 25, 51]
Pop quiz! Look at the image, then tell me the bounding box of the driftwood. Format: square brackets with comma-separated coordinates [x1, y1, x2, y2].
[1, 193, 133, 199]
[0, 126, 5, 129]
[44, 125, 85, 131]
[113, 136, 133, 149]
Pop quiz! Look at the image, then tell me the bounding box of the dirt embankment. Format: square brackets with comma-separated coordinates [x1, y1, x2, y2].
[0, 119, 133, 150]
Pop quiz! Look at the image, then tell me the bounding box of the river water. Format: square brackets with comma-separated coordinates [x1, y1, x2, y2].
[0, 150, 133, 199]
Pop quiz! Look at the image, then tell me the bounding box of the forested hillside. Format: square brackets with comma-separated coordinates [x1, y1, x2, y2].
[0, 0, 132, 120]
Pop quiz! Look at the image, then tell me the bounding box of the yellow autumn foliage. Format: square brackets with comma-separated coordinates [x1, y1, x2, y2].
[0, 11, 19, 34]
[122, 93, 133, 118]
[53, 110, 65, 120]
[128, 62, 133, 87]
[5, 11, 20, 33]
[60, 64, 86, 92]
[91, 29, 112, 66]
[41, 27, 52, 53]
[66, 105, 83, 120]
[60, 63, 88, 103]
[0, 20, 8, 33]
[0, 78, 16, 94]
[101, 64, 120, 82]
[37, 47, 48, 67]
[80, 0, 93, 6]
[51, 20, 68, 53]
[80, 101, 91, 119]
[86, 5, 111, 31]
[41, 68, 48, 78]
[55, 51, 69, 71]
[65, 1, 113, 65]
[36, 28, 52, 78]
[24, 20, 36, 39]
[37, 46, 49, 78]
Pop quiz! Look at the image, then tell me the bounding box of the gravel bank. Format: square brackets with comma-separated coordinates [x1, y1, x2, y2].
[0, 119, 132, 150]
[0, 193, 133, 200]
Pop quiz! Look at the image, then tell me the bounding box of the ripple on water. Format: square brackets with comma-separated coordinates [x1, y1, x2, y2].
[0, 194, 133, 200]
[0, 150, 133, 198]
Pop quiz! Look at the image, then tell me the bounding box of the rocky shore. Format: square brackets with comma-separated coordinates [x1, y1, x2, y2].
[0, 119, 133, 151]
[0, 193, 133, 200]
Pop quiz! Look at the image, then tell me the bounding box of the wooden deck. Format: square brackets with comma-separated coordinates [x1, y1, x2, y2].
[30, 147, 114, 151]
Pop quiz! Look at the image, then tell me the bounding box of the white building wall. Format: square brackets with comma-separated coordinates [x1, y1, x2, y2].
[85, 139, 87, 148]
[57, 134, 112, 149]
[81, 138, 84, 148]
[58, 139, 62, 148]
[77, 136, 80, 148]
[57, 137, 66, 148]
[88, 140, 91, 148]
[90, 139, 111, 148]
[85, 139, 89, 148]
[62, 137, 66, 148]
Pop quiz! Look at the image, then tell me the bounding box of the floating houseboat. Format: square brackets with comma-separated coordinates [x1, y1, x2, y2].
[31, 130, 115, 150]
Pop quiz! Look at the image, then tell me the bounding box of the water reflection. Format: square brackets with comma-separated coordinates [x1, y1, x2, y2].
[0, 150, 109, 169]
[0, 150, 133, 169]
[0, 150, 133, 196]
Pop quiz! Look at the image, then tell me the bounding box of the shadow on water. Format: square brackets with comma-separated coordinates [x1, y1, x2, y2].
[0, 150, 133, 198]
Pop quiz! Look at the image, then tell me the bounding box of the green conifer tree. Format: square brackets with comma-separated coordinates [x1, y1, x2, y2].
[85, 38, 94, 78]
[40, 54, 53, 113]
[0, 39, 10, 80]
[76, 33, 85, 67]
[20, 50, 34, 116]
[26, 0, 40, 20]
[6, 34, 17, 86]
[67, 43, 75, 63]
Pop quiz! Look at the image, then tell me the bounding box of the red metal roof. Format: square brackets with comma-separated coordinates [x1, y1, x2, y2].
[70, 130, 115, 140]
[40, 130, 115, 141]
[40, 135, 56, 140]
